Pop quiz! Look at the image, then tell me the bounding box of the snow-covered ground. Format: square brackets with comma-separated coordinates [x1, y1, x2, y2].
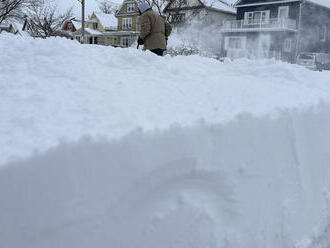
[1, 34, 330, 248]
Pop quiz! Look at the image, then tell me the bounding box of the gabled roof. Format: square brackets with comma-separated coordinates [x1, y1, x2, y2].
[164, 0, 236, 14]
[203, 0, 236, 13]
[93, 12, 117, 28]
[116, 0, 139, 16]
[307, 0, 330, 9]
[235, 0, 330, 9]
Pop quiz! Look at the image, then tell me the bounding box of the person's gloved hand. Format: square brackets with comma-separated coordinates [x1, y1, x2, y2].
[137, 37, 144, 45]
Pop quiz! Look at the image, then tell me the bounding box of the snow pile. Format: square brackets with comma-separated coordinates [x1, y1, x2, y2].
[1, 34, 330, 248]
[2, 34, 330, 164]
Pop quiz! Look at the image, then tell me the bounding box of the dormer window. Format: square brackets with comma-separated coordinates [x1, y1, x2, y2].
[127, 3, 135, 12]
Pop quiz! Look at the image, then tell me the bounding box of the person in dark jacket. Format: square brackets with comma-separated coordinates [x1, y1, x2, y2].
[137, 2, 172, 56]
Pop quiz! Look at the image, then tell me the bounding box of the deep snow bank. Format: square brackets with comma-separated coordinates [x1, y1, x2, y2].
[1, 34, 330, 165]
[1, 34, 330, 248]
[1, 103, 330, 248]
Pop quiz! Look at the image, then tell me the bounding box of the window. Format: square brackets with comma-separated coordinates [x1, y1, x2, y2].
[244, 11, 270, 25]
[320, 25, 327, 42]
[120, 37, 131, 47]
[93, 22, 98, 29]
[224, 36, 246, 50]
[284, 38, 292, 52]
[171, 13, 185, 23]
[127, 3, 135, 12]
[278, 6, 289, 19]
[122, 18, 132, 29]
[67, 22, 73, 31]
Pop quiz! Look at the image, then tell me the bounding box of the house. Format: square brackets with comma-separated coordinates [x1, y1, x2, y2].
[220, 0, 330, 62]
[114, 0, 140, 47]
[0, 19, 32, 37]
[73, 12, 118, 45]
[0, 21, 19, 35]
[73, 0, 140, 47]
[163, 0, 237, 26]
[62, 19, 82, 35]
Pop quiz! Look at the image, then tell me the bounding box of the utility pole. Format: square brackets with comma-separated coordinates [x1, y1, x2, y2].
[78, 0, 85, 44]
[82, 0, 85, 44]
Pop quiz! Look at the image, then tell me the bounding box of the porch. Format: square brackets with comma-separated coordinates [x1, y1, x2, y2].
[221, 18, 298, 32]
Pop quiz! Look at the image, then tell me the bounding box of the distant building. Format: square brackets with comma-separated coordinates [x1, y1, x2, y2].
[72, 0, 140, 47]
[220, 0, 330, 62]
[114, 0, 140, 47]
[0, 21, 19, 35]
[163, 0, 237, 26]
[62, 19, 82, 36]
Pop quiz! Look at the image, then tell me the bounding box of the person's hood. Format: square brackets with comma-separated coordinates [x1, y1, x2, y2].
[138, 2, 151, 14]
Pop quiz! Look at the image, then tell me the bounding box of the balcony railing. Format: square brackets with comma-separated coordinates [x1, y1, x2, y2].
[222, 18, 297, 32]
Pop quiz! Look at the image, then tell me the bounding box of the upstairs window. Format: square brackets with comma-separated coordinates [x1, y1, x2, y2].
[244, 11, 270, 25]
[93, 22, 98, 29]
[122, 18, 132, 29]
[171, 13, 185, 23]
[278, 6, 289, 19]
[67, 22, 73, 31]
[320, 25, 327, 42]
[127, 3, 135, 12]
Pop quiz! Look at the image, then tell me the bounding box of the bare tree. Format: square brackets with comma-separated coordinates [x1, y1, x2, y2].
[26, 2, 73, 38]
[136, 0, 169, 17]
[98, 0, 118, 14]
[0, 0, 35, 24]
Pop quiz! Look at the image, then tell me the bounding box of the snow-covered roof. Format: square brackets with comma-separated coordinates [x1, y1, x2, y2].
[235, 0, 330, 9]
[84, 28, 103, 35]
[307, 0, 330, 8]
[72, 20, 82, 30]
[203, 0, 236, 13]
[94, 12, 117, 28]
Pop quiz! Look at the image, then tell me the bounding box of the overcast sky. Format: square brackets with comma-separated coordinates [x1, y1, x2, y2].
[54, 0, 121, 17]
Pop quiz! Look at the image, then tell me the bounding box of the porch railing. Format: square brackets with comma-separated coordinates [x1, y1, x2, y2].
[222, 18, 297, 31]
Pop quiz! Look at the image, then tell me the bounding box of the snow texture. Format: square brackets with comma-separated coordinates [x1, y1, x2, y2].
[1, 34, 330, 248]
[203, 0, 236, 13]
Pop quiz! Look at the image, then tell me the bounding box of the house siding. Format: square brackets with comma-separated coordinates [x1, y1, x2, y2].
[237, 1, 300, 22]
[237, 0, 299, 5]
[298, 1, 330, 53]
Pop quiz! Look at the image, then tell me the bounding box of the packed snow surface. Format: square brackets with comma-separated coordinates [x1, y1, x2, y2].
[1, 34, 330, 248]
[1, 34, 330, 164]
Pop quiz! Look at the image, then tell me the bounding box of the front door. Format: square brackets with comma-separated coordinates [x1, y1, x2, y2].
[257, 34, 271, 59]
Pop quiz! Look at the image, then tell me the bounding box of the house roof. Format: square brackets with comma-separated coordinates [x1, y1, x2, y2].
[235, 0, 330, 9]
[164, 0, 236, 14]
[202, 0, 236, 13]
[93, 12, 117, 28]
[307, 0, 330, 9]
[84, 28, 103, 35]
[72, 20, 82, 30]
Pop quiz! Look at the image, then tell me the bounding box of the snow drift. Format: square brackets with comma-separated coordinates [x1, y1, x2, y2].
[1, 34, 330, 247]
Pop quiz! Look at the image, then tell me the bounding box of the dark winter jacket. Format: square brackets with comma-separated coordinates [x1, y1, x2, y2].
[139, 9, 172, 51]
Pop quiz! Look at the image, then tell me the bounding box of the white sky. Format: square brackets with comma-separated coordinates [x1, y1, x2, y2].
[54, 0, 121, 17]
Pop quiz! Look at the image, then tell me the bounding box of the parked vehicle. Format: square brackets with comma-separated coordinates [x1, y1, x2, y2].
[297, 53, 330, 71]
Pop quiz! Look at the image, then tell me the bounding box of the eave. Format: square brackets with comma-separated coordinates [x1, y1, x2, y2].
[235, 0, 301, 7]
